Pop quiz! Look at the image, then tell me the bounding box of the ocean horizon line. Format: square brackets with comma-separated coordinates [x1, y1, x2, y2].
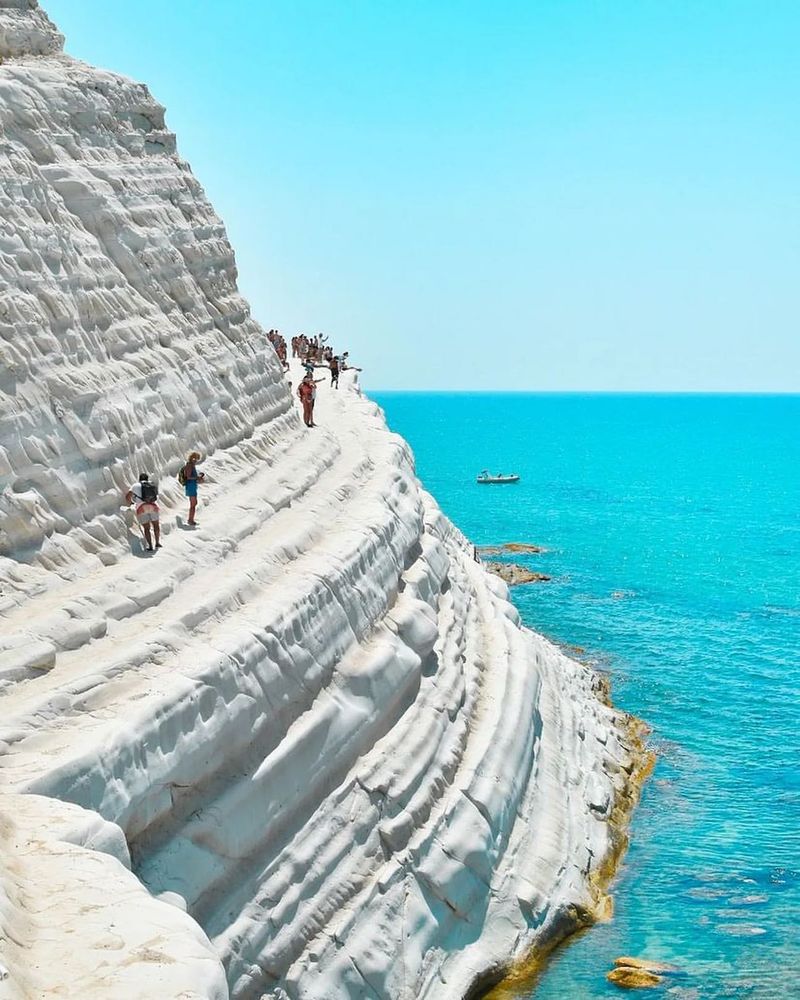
[369, 388, 800, 397]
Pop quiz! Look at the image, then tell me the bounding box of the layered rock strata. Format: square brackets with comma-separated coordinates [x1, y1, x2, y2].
[0, 4, 644, 998]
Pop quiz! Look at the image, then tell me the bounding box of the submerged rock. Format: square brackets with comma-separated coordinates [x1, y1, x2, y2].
[607, 966, 662, 988]
[727, 893, 769, 906]
[478, 541, 547, 555]
[614, 956, 679, 974]
[484, 562, 551, 585]
[684, 885, 730, 900]
[607, 956, 682, 990]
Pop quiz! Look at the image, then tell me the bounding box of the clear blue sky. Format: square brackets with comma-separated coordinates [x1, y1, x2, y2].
[46, 0, 799, 391]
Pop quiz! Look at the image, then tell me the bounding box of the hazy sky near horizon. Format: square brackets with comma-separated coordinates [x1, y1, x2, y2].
[47, 0, 799, 391]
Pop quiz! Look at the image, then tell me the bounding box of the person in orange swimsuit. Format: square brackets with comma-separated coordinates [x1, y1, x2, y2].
[297, 373, 324, 427]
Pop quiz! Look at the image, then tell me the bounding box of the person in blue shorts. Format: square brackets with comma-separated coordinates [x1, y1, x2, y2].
[181, 451, 204, 526]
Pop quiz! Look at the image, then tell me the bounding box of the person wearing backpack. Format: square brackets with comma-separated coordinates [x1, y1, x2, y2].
[179, 452, 204, 526]
[126, 473, 161, 552]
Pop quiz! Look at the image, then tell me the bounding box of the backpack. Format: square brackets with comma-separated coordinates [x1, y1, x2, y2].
[140, 480, 157, 504]
[177, 465, 187, 486]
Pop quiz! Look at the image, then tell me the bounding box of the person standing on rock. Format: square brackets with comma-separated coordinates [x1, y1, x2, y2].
[297, 373, 324, 427]
[180, 452, 204, 526]
[329, 355, 340, 389]
[126, 473, 161, 552]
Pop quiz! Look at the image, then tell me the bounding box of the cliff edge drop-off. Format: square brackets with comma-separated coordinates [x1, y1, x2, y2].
[0, 3, 647, 997]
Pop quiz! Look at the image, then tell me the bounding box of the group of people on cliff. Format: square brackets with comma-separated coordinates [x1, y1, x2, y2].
[124, 452, 204, 553]
[265, 326, 361, 426]
[296, 348, 362, 424]
[267, 329, 288, 369]
[125, 331, 359, 552]
[291, 332, 331, 363]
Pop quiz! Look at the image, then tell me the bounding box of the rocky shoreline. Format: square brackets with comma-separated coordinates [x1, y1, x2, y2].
[471, 705, 655, 999]
[462, 552, 654, 998]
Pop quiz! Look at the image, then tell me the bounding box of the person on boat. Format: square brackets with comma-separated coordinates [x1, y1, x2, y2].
[297, 373, 324, 427]
[126, 473, 161, 551]
[180, 452, 204, 526]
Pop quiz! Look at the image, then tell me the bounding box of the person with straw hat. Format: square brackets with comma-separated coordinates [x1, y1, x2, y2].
[180, 451, 204, 526]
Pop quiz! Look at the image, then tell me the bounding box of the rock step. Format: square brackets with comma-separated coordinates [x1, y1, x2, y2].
[209, 533, 541, 998]
[0, 398, 299, 619]
[1, 433, 420, 813]
[0, 405, 309, 661]
[0, 437, 371, 757]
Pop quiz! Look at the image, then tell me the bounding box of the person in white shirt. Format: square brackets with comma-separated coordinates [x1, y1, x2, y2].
[125, 473, 161, 552]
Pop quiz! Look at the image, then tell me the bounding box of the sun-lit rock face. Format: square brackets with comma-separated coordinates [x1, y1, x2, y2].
[0, 0, 62, 58]
[0, 0, 289, 581]
[0, 6, 643, 999]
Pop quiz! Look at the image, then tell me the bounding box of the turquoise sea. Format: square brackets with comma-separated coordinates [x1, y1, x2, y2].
[373, 392, 800, 1000]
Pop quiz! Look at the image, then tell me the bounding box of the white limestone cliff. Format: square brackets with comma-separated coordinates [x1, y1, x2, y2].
[0, 3, 646, 997]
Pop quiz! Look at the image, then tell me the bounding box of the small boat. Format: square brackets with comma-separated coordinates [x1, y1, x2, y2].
[476, 471, 520, 484]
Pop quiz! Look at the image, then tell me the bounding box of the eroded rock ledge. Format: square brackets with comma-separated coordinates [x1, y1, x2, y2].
[0, 5, 648, 998]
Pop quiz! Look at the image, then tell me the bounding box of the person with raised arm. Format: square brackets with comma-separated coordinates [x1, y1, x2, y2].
[297, 373, 325, 427]
[179, 451, 205, 526]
